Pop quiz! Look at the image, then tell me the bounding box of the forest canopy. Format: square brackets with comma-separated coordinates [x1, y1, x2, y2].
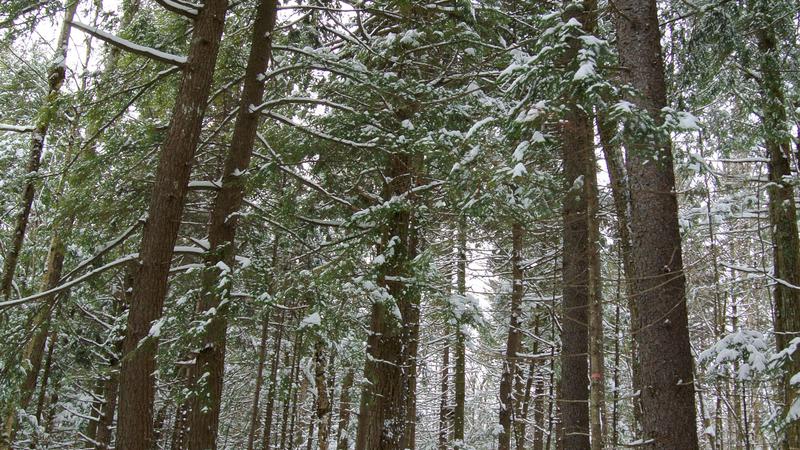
[0, 0, 799, 449]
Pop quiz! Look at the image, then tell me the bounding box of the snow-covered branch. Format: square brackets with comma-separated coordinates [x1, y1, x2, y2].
[0, 123, 35, 133]
[70, 21, 188, 67]
[153, 0, 199, 18]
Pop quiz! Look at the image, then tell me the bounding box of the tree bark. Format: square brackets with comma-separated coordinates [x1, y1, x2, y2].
[261, 308, 286, 450]
[185, 2, 278, 447]
[454, 218, 467, 447]
[498, 222, 524, 450]
[355, 152, 418, 450]
[247, 313, 271, 450]
[335, 369, 354, 450]
[438, 342, 450, 450]
[314, 340, 331, 450]
[116, 1, 228, 447]
[614, 1, 699, 448]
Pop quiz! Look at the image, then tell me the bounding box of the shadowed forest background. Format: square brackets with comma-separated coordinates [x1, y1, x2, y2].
[0, 0, 799, 449]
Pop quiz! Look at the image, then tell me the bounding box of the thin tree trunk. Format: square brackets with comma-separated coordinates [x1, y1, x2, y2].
[0, 0, 77, 304]
[248, 313, 271, 450]
[186, 1, 278, 447]
[438, 342, 450, 450]
[586, 119, 606, 450]
[261, 308, 286, 450]
[335, 369, 354, 450]
[453, 218, 467, 447]
[314, 340, 331, 450]
[116, 1, 229, 447]
[597, 114, 643, 434]
[498, 222, 524, 450]
[614, 1, 699, 447]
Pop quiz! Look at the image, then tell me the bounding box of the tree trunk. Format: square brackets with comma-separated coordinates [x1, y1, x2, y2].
[586, 120, 606, 450]
[247, 313, 271, 450]
[0, 0, 76, 304]
[355, 152, 418, 450]
[335, 369, 354, 450]
[597, 113, 643, 434]
[116, 1, 228, 447]
[261, 308, 286, 450]
[750, 1, 800, 446]
[314, 340, 331, 450]
[453, 218, 467, 447]
[438, 342, 450, 450]
[614, 1, 699, 447]
[185, 2, 278, 447]
[560, 82, 592, 450]
[498, 222, 524, 450]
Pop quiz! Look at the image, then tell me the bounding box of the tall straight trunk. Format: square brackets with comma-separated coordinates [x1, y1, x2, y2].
[750, 1, 800, 446]
[438, 342, 449, 450]
[115, 0, 228, 447]
[586, 124, 606, 450]
[558, 2, 598, 448]
[261, 308, 286, 450]
[614, 1, 698, 448]
[515, 359, 535, 450]
[560, 82, 592, 450]
[335, 369, 354, 450]
[453, 218, 467, 447]
[247, 313, 271, 450]
[498, 222, 524, 450]
[186, 2, 278, 447]
[355, 152, 418, 450]
[532, 364, 545, 450]
[0, 0, 77, 303]
[597, 114, 643, 433]
[314, 340, 331, 450]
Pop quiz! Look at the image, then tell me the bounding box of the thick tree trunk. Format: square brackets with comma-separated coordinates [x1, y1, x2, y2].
[614, 1, 699, 448]
[185, 2, 278, 448]
[116, 1, 229, 447]
[355, 152, 418, 450]
[498, 222, 524, 450]
[560, 86, 592, 450]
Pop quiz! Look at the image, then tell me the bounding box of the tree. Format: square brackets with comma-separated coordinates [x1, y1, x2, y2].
[615, 0, 699, 447]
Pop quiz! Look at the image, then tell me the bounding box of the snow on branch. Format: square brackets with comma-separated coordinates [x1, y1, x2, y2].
[263, 111, 377, 149]
[70, 20, 187, 67]
[0, 123, 35, 133]
[153, 0, 199, 18]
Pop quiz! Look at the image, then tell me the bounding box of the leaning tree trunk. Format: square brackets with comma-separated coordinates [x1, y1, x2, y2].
[614, 1, 699, 448]
[597, 113, 644, 434]
[115, 1, 229, 448]
[498, 222, 524, 450]
[0, 0, 77, 304]
[751, 0, 800, 446]
[355, 152, 418, 450]
[185, 1, 278, 448]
